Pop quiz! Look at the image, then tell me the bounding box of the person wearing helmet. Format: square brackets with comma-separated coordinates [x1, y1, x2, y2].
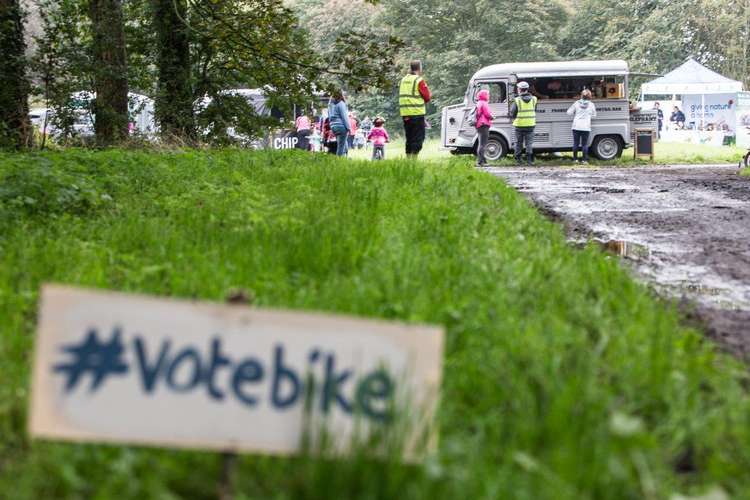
[509, 81, 538, 166]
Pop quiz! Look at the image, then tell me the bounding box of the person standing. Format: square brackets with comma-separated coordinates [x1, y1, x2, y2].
[509, 81, 537, 165]
[361, 116, 373, 150]
[322, 116, 337, 155]
[328, 90, 351, 157]
[399, 60, 432, 157]
[295, 113, 311, 150]
[347, 112, 358, 148]
[654, 102, 664, 137]
[567, 89, 597, 163]
[474, 88, 494, 167]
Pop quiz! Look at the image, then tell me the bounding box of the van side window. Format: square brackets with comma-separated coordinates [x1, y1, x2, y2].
[473, 82, 507, 104]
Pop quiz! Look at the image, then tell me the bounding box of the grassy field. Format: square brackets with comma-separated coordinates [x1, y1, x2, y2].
[2, 149, 750, 499]
[350, 138, 745, 166]
[348, 138, 446, 161]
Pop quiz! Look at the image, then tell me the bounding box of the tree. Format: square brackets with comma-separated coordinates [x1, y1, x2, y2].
[88, 0, 129, 144]
[620, 0, 740, 76]
[153, 0, 193, 139]
[380, 0, 569, 111]
[187, 0, 403, 94]
[292, 0, 403, 127]
[560, 0, 750, 93]
[0, 0, 32, 148]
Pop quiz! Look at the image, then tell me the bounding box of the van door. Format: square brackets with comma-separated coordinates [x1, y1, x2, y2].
[469, 80, 510, 125]
[442, 104, 465, 148]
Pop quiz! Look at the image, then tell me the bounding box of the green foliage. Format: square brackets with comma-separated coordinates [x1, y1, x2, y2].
[2, 149, 750, 498]
[295, 0, 570, 123]
[379, 0, 568, 112]
[14, 0, 750, 144]
[194, 93, 278, 146]
[291, 0, 404, 91]
[297, 0, 750, 121]
[560, 0, 750, 91]
[0, 153, 113, 221]
[31, 0, 147, 143]
[349, 90, 402, 136]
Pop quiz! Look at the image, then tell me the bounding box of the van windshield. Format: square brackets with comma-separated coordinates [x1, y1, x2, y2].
[516, 75, 626, 100]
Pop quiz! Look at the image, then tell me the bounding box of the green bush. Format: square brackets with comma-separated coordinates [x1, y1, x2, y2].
[0, 152, 113, 220]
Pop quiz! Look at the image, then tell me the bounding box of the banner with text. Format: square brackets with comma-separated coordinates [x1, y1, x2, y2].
[30, 285, 443, 459]
[682, 93, 737, 133]
[735, 92, 750, 148]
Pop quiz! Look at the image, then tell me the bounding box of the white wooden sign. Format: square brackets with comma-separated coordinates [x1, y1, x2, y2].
[29, 285, 443, 458]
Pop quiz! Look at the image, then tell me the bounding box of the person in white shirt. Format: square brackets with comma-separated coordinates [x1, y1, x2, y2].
[567, 89, 597, 163]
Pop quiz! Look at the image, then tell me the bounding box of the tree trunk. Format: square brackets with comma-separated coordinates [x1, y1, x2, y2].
[89, 0, 129, 145]
[0, 0, 32, 149]
[153, 0, 194, 140]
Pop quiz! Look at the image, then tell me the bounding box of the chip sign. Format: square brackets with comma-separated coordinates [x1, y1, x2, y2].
[29, 285, 443, 459]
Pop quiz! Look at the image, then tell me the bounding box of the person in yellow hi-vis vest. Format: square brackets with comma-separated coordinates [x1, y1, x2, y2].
[399, 60, 432, 157]
[509, 81, 537, 165]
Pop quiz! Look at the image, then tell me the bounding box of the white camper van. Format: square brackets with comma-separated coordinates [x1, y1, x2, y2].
[442, 60, 657, 160]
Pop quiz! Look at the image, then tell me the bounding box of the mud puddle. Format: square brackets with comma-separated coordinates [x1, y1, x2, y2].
[487, 164, 750, 358]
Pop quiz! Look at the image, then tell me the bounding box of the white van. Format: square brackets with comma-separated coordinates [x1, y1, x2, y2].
[442, 60, 657, 160]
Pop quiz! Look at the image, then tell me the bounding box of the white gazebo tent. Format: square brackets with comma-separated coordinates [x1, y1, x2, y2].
[641, 58, 743, 130]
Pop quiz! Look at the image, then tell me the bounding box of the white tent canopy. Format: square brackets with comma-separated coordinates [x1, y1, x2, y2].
[641, 58, 743, 132]
[641, 58, 743, 95]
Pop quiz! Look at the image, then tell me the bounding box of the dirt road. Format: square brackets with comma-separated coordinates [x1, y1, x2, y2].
[487, 164, 750, 358]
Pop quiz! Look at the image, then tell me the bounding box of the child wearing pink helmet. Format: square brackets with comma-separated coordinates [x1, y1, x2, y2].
[367, 117, 390, 160]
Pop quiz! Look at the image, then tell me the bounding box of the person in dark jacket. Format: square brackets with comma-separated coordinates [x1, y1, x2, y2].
[509, 81, 538, 165]
[654, 102, 664, 137]
[670, 106, 686, 129]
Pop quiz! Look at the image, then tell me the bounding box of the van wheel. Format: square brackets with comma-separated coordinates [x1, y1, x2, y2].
[484, 135, 509, 161]
[592, 135, 623, 161]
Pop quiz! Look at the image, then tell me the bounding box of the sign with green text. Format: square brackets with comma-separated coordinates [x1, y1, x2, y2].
[29, 285, 443, 459]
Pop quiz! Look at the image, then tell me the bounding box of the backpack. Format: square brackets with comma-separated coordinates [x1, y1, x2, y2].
[467, 106, 478, 127]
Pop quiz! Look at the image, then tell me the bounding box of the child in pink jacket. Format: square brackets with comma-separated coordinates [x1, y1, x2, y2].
[367, 117, 389, 160]
[475, 89, 494, 167]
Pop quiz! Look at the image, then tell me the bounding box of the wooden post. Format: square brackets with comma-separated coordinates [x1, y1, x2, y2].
[218, 451, 238, 500]
[218, 289, 255, 500]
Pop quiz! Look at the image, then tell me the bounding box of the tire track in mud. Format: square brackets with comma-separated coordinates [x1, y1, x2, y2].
[486, 164, 750, 359]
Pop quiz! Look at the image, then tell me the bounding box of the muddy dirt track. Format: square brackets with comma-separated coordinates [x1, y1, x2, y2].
[486, 164, 750, 358]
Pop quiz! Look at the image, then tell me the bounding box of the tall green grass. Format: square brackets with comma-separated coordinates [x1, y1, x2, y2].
[1, 149, 749, 499]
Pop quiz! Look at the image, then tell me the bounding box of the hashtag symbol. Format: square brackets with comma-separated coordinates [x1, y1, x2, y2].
[54, 327, 130, 393]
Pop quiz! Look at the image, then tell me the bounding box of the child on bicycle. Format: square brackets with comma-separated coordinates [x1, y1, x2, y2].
[367, 117, 389, 160]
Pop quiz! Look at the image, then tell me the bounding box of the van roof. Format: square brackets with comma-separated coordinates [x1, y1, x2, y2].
[471, 60, 629, 80]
